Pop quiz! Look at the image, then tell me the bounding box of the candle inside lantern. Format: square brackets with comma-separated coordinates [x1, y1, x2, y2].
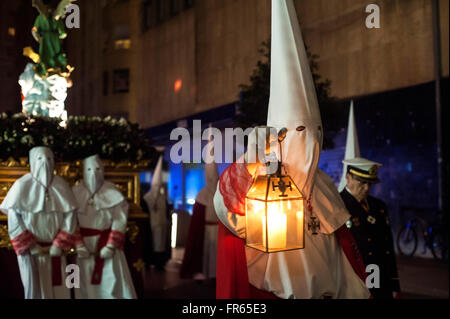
[296, 210, 304, 247]
[262, 202, 287, 250]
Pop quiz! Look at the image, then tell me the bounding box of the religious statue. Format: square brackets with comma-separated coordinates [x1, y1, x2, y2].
[30, 0, 75, 77]
[19, 0, 76, 124]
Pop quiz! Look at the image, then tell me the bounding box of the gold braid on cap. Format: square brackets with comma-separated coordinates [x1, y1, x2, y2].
[348, 165, 378, 180]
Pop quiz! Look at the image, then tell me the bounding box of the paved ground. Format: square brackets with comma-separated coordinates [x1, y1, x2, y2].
[142, 248, 215, 299]
[396, 255, 448, 299]
[142, 248, 448, 299]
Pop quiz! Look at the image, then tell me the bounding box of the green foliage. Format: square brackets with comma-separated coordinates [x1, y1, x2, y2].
[236, 41, 346, 149]
[0, 112, 156, 164]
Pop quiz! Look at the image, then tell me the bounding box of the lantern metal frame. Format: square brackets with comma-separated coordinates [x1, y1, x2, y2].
[244, 128, 305, 253]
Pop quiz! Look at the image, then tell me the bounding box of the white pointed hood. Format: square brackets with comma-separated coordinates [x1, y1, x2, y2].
[144, 155, 164, 211]
[196, 126, 219, 206]
[83, 154, 105, 195]
[72, 154, 125, 213]
[30, 146, 55, 189]
[266, 0, 349, 233]
[151, 155, 163, 190]
[338, 101, 361, 191]
[0, 146, 77, 214]
[267, 0, 323, 200]
[267, 0, 322, 131]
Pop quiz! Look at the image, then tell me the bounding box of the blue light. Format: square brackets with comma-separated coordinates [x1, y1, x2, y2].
[185, 167, 205, 205]
[140, 172, 152, 184]
[168, 162, 183, 210]
[407, 162, 412, 172]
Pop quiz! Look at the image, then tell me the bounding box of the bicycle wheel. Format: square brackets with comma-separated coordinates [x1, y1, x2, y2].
[397, 225, 418, 257]
[430, 231, 448, 263]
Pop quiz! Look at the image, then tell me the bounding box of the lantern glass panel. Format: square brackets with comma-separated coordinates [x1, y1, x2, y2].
[245, 174, 304, 253]
[245, 198, 266, 249]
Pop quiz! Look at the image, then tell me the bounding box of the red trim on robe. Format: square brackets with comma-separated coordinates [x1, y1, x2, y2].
[53, 231, 75, 251]
[180, 202, 206, 279]
[38, 242, 63, 286]
[11, 230, 36, 256]
[80, 228, 111, 285]
[73, 230, 84, 247]
[107, 230, 125, 250]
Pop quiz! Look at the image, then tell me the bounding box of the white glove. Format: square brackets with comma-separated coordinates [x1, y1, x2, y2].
[29, 244, 43, 256]
[76, 245, 90, 258]
[244, 126, 279, 175]
[100, 246, 115, 259]
[49, 245, 62, 256]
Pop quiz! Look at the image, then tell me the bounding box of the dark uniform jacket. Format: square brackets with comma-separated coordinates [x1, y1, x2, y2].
[340, 188, 400, 299]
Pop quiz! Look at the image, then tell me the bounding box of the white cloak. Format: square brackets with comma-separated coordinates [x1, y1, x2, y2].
[73, 182, 137, 299]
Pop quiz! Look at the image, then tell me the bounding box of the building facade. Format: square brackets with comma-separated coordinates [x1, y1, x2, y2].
[67, 0, 450, 128]
[1, 0, 448, 222]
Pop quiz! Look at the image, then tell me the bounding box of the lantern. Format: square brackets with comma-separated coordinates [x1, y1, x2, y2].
[245, 128, 305, 253]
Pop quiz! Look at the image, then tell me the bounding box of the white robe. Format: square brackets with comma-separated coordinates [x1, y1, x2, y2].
[73, 197, 137, 299]
[147, 191, 168, 253]
[214, 182, 370, 299]
[7, 207, 76, 299]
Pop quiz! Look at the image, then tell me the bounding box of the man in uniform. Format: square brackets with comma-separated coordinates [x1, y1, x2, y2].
[340, 157, 401, 299]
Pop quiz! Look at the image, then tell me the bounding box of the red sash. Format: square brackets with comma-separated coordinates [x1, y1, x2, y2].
[38, 242, 62, 286]
[79, 228, 111, 285]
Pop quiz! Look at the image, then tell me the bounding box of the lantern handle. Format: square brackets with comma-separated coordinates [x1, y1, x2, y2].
[278, 128, 288, 142]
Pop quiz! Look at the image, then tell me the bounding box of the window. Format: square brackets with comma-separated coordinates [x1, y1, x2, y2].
[143, 0, 153, 30]
[103, 71, 108, 96]
[143, 0, 193, 30]
[113, 69, 130, 94]
[157, 0, 165, 23]
[113, 24, 130, 40]
[115, 39, 131, 50]
[113, 24, 131, 50]
[184, 0, 194, 9]
[170, 0, 180, 16]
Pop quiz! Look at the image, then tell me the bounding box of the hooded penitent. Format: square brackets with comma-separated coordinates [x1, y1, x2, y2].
[0, 146, 77, 214]
[213, 0, 370, 300]
[266, 0, 349, 233]
[338, 101, 361, 191]
[1, 146, 78, 299]
[144, 155, 168, 253]
[72, 154, 136, 299]
[144, 155, 163, 210]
